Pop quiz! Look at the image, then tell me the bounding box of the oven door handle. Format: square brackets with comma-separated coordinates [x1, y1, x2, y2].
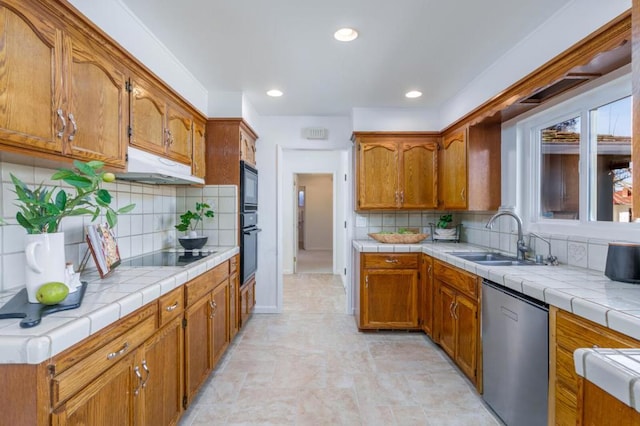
[243, 227, 261, 235]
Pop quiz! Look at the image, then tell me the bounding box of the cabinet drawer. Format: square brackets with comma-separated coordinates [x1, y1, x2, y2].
[158, 286, 184, 327]
[51, 313, 156, 407]
[362, 253, 419, 269]
[433, 260, 477, 298]
[185, 261, 229, 306]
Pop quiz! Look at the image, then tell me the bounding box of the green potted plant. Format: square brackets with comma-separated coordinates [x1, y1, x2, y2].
[175, 202, 215, 250]
[434, 214, 456, 237]
[9, 160, 135, 302]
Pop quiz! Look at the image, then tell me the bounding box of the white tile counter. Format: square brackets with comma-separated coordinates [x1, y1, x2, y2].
[574, 348, 640, 412]
[0, 246, 238, 364]
[353, 239, 640, 411]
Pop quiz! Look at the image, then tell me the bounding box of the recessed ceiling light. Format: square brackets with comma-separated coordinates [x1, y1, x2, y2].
[334, 28, 358, 42]
[267, 89, 283, 97]
[405, 90, 422, 99]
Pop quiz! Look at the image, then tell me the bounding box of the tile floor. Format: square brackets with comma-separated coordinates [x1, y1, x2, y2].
[179, 273, 501, 425]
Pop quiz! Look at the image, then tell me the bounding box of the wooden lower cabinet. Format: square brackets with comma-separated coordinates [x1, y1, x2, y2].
[577, 378, 640, 425]
[356, 253, 420, 330]
[433, 260, 480, 387]
[240, 275, 256, 327]
[420, 254, 434, 337]
[0, 258, 241, 425]
[229, 262, 239, 341]
[550, 307, 640, 425]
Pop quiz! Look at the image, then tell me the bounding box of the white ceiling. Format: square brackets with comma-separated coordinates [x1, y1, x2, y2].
[120, 0, 573, 116]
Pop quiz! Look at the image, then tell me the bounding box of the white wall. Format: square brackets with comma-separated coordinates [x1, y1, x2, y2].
[352, 107, 440, 131]
[297, 174, 333, 251]
[68, 0, 208, 113]
[253, 116, 352, 313]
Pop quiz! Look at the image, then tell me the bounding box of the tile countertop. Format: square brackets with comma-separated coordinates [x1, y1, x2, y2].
[0, 246, 238, 365]
[354, 239, 640, 411]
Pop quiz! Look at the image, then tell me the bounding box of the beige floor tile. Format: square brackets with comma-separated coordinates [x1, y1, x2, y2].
[179, 273, 500, 426]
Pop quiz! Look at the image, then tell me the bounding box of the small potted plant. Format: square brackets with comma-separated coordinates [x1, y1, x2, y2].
[434, 214, 456, 237]
[175, 202, 215, 250]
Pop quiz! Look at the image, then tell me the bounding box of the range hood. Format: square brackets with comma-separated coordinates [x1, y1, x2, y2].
[116, 147, 205, 185]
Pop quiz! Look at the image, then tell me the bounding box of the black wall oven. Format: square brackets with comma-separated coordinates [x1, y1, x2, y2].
[240, 161, 258, 212]
[240, 161, 260, 284]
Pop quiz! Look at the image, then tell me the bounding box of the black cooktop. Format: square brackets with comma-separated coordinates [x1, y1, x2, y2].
[119, 250, 216, 267]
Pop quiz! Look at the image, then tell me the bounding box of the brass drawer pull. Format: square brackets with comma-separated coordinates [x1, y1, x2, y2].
[56, 109, 66, 138]
[141, 360, 150, 388]
[134, 365, 143, 395]
[107, 342, 129, 360]
[165, 302, 179, 312]
[68, 113, 77, 142]
[385, 258, 399, 264]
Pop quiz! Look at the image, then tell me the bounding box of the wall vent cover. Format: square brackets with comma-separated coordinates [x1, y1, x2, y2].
[302, 127, 329, 140]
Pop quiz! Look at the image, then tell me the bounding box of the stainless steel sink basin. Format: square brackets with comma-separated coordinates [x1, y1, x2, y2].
[449, 251, 538, 266]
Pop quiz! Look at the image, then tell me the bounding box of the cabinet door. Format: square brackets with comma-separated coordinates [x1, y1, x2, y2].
[130, 76, 167, 156]
[400, 141, 438, 209]
[454, 294, 478, 381]
[0, 2, 64, 154]
[440, 130, 468, 209]
[436, 283, 456, 358]
[362, 269, 419, 328]
[211, 281, 229, 366]
[52, 353, 136, 426]
[240, 128, 257, 166]
[184, 295, 212, 405]
[229, 270, 239, 341]
[192, 119, 206, 178]
[166, 102, 192, 165]
[64, 36, 128, 168]
[138, 316, 183, 426]
[357, 140, 399, 209]
[421, 255, 434, 337]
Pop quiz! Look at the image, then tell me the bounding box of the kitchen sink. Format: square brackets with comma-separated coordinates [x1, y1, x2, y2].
[449, 251, 538, 266]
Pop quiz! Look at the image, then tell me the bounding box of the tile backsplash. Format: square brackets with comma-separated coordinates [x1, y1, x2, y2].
[0, 160, 237, 292]
[356, 210, 616, 273]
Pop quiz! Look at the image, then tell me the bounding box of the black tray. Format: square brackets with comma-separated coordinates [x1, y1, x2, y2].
[0, 282, 88, 328]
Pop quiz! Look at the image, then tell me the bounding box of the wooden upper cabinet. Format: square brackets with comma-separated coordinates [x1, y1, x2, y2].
[0, 2, 63, 155]
[353, 132, 439, 210]
[440, 129, 468, 209]
[64, 35, 128, 168]
[205, 118, 259, 185]
[192, 119, 206, 179]
[440, 122, 501, 211]
[130, 76, 194, 166]
[400, 141, 438, 209]
[357, 139, 399, 209]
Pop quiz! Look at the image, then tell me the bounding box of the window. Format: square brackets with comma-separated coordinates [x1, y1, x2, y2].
[529, 76, 632, 224]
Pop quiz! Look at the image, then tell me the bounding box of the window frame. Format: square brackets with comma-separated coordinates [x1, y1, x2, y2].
[511, 67, 640, 241]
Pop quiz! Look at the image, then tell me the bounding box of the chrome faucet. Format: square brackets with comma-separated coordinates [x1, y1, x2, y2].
[529, 233, 559, 265]
[485, 210, 528, 260]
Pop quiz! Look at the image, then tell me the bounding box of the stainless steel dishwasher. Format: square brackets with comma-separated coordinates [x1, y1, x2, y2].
[482, 279, 549, 426]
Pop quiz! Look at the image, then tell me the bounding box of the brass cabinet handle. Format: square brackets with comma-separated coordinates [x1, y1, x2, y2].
[141, 360, 150, 389]
[107, 342, 129, 360]
[365, 275, 369, 288]
[165, 302, 179, 312]
[385, 258, 399, 264]
[400, 191, 404, 204]
[452, 302, 459, 320]
[133, 365, 143, 395]
[449, 301, 455, 318]
[209, 300, 217, 317]
[56, 109, 66, 138]
[460, 188, 466, 201]
[68, 113, 77, 142]
[428, 265, 432, 275]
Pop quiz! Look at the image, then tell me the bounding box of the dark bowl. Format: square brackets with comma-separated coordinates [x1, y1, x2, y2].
[178, 236, 208, 250]
[605, 243, 640, 283]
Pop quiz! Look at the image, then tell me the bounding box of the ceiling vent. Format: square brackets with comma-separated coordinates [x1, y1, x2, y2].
[302, 127, 329, 140]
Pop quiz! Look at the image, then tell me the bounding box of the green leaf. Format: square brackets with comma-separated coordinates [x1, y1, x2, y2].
[96, 189, 112, 204]
[73, 160, 97, 177]
[63, 175, 93, 189]
[85, 160, 104, 170]
[117, 204, 136, 214]
[106, 209, 117, 228]
[66, 208, 94, 216]
[175, 223, 189, 232]
[15, 212, 34, 232]
[55, 190, 67, 211]
[51, 169, 75, 181]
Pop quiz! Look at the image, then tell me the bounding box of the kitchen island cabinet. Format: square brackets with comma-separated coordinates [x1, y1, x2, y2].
[577, 377, 640, 425]
[550, 307, 640, 425]
[352, 132, 439, 210]
[356, 253, 420, 330]
[432, 260, 480, 388]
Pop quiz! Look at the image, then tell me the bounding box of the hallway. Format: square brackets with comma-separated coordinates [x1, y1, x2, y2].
[179, 274, 500, 425]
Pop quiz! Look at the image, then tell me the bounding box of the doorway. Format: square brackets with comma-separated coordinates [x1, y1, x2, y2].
[294, 173, 333, 274]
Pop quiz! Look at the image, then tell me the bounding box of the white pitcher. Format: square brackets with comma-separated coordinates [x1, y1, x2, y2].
[24, 232, 66, 303]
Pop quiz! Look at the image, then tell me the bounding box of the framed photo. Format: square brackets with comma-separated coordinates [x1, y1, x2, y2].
[86, 223, 121, 278]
